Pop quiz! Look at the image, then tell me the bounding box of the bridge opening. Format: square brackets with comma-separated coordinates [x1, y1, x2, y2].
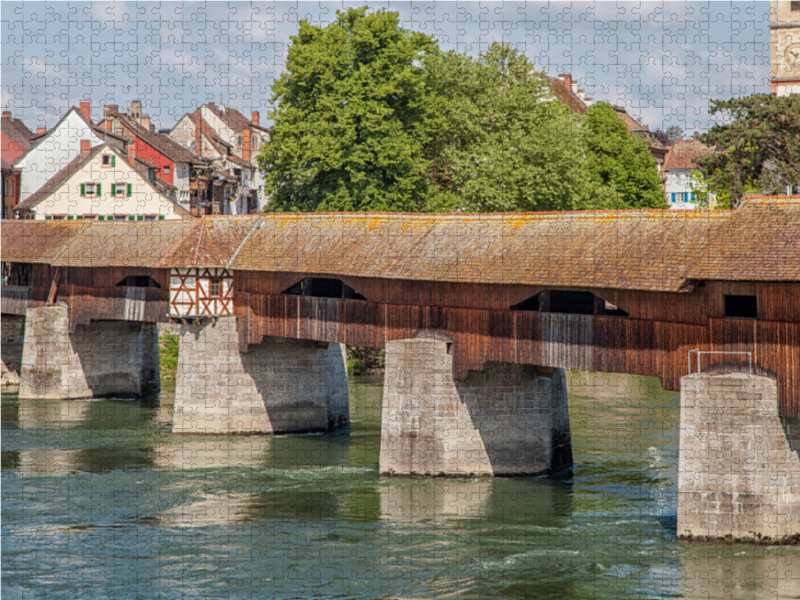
[511, 290, 628, 317]
[724, 294, 757, 319]
[281, 278, 366, 301]
[2, 262, 32, 286]
[116, 275, 161, 289]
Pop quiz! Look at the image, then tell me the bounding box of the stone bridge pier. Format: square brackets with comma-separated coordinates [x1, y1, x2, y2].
[379, 337, 572, 477]
[172, 316, 349, 435]
[18, 305, 160, 400]
[678, 373, 800, 541]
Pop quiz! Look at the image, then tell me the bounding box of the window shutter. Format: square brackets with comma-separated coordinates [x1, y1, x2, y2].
[96, 183, 102, 196]
[80, 183, 86, 197]
[671, 193, 675, 203]
[110, 184, 116, 197]
[158, 214, 165, 220]
[111, 155, 116, 167]
[127, 183, 132, 197]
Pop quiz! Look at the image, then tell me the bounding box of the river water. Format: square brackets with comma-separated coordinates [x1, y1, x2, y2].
[3, 372, 800, 599]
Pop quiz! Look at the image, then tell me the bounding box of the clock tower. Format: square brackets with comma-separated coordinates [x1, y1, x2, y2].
[771, 1, 800, 94]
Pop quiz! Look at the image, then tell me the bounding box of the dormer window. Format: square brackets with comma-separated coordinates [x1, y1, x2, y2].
[101, 154, 115, 167]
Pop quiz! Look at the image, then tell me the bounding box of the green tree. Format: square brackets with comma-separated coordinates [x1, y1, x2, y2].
[665, 125, 683, 145]
[421, 44, 598, 212]
[696, 93, 800, 208]
[583, 102, 668, 209]
[257, 7, 437, 212]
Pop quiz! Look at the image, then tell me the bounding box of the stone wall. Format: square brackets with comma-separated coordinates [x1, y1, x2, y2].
[678, 373, 800, 541]
[1, 314, 25, 376]
[18, 305, 160, 400]
[380, 337, 572, 477]
[173, 316, 349, 435]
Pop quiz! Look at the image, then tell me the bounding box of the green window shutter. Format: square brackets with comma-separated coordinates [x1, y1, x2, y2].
[137, 214, 144, 221]
[158, 214, 165, 220]
[98, 215, 105, 221]
[67, 215, 74, 220]
[127, 183, 132, 197]
[80, 183, 85, 197]
[45, 215, 53, 220]
[96, 183, 102, 196]
[76, 215, 83, 220]
[111, 155, 116, 167]
[128, 215, 135, 221]
[110, 184, 116, 197]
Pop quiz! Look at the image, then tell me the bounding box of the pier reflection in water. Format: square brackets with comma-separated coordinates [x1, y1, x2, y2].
[2, 373, 799, 599]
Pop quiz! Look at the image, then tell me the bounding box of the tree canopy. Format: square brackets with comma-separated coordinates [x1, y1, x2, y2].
[258, 7, 667, 213]
[695, 94, 800, 208]
[582, 102, 667, 209]
[257, 7, 437, 212]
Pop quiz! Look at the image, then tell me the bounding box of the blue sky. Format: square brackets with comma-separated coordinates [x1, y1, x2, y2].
[1, 1, 772, 135]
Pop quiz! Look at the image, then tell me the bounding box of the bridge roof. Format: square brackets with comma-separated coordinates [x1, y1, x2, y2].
[1, 220, 92, 264]
[228, 209, 729, 292]
[49, 220, 197, 268]
[3, 197, 798, 292]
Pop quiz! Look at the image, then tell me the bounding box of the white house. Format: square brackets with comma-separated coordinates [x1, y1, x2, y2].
[12, 142, 192, 220]
[664, 139, 717, 210]
[13, 103, 128, 202]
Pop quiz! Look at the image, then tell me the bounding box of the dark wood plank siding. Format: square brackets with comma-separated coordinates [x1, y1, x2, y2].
[59, 285, 170, 328]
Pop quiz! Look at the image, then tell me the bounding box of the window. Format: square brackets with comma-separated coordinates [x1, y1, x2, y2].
[237, 135, 243, 148]
[144, 214, 157, 221]
[80, 182, 100, 197]
[210, 279, 221, 298]
[281, 278, 366, 300]
[4, 179, 14, 196]
[163, 165, 170, 175]
[792, 1, 800, 10]
[111, 182, 131, 197]
[114, 214, 127, 221]
[101, 154, 115, 167]
[724, 295, 758, 319]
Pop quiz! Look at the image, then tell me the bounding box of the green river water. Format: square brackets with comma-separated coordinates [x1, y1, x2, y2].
[3, 372, 800, 599]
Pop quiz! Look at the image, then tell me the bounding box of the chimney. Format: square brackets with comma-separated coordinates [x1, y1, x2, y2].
[37, 126, 46, 134]
[242, 129, 252, 162]
[79, 101, 91, 121]
[140, 114, 151, 131]
[577, 89, 585, 101]
[252, 111, 260, 126]
[80, 139, 91, 154]
[103, 104, 118, 117]
[571, 82, 578, 94]
[2, 111, 10, 119]
[131, 100, 142, 119]
[559, 74, 572, 90]
[150, 124, 155, 134]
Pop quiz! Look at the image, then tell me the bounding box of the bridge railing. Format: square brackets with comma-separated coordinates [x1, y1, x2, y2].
[59, 284, 170, 327]
[688, 349, 753, 375]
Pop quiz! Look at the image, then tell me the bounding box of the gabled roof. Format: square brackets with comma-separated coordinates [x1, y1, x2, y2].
[542, 75, 589, 115]
[13, 145, 107, 213]
[2, 116, 35, 147]
[1, 157, 14, 171]
[100, 113, 204, 164]
[193, 112, 253, 168]
[664, 139, 717, 170]
[27, 106, 128, 149]
[202, 103, 269, 134]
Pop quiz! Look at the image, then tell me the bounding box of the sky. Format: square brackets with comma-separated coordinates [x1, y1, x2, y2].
[1, 1, 773, 135]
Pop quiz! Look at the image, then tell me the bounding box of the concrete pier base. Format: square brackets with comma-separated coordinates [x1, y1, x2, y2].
[678, 373, 800, 542]
[172, 316, 349, 435]
[379, 337, 572, 477]
[1, 314, 25, 387]
[18, 305, 160, 400]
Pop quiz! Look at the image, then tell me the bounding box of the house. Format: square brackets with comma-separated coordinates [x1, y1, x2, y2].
[169, 102, 269, 214]
[2, 111, 36, 218]
[12, 141, 191, 221]
[544, 74, 669, 176]
[663, 139, 717, 209]
[13, 103, 128, 202]
[770, 0, 800, 95]
[97, 102, 208, 213]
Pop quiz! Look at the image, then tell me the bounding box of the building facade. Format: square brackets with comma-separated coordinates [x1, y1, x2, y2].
[771, 0, 800, 95]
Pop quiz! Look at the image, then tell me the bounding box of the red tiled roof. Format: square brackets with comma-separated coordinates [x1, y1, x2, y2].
[664, 139, 717, 170]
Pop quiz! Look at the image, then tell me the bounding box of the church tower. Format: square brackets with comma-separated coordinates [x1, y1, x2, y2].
[771, 1, 800, 94]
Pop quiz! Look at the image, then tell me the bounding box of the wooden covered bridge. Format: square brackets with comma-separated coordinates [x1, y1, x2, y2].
[4, 196, 800, 540]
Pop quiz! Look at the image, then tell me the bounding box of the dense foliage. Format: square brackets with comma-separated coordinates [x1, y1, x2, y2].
[259, 7, 667, 213]
[695, 94, 800, 208]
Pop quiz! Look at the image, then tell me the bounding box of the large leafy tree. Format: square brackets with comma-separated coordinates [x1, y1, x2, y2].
[582, 102, 668, 209]
[257, 7, 437, 212]
[695, 94, 800, 208]
[421, 44, 594, 212]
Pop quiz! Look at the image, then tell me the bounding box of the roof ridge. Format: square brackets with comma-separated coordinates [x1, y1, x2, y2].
[226, 214, 263, 270]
